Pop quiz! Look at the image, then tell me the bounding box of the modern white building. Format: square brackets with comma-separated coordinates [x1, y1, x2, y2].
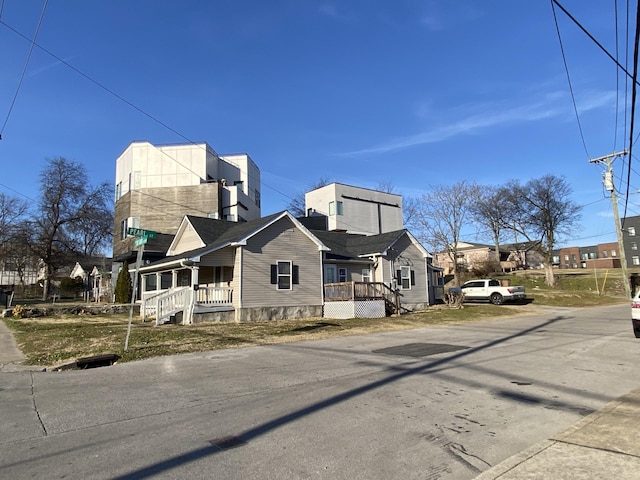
[113, 141, 261, 257]
[305, 183, 403, 235]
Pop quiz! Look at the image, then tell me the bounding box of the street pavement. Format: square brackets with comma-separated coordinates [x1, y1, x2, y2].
[1, 305, 639, 479]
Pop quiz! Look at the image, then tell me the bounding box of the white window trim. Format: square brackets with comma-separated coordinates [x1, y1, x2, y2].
[400, 266, 411, 290]
[277, 260, 292, 290]
[362, 268, 371, 283]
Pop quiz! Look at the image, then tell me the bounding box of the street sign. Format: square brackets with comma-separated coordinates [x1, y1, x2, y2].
[133, 236, 148, 248]
[127, 227, 157, 239]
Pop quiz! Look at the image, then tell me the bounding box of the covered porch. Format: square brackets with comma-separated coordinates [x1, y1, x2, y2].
[138, 263, 234, 325]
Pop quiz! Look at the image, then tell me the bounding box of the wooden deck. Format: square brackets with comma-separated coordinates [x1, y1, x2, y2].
[324, 282, 400, 315]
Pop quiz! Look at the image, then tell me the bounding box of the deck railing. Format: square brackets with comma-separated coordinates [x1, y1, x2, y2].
[195, 286, 233, 306]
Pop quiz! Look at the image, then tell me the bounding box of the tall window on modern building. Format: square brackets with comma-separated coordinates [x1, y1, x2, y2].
[629, 226, 636, 236]
[632, 242, 638, 251]
[633, 256, 640, 266]
[328, 201, 343, 216]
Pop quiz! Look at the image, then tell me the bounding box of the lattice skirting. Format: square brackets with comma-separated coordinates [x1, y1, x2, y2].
[323, 300, 386, 319]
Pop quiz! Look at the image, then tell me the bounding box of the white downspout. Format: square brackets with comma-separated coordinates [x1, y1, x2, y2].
[235, 247, 243, 323]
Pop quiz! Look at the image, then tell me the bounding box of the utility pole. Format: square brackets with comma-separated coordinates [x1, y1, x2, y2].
[589, 150, 631, 299]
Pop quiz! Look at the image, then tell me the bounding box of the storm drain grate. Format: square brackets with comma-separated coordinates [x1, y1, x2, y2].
[373, 342, 469, 358]
[209, 436, 247, 450]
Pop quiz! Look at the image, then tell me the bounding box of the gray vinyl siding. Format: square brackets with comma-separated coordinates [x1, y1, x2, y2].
[241, 217, 323, 308]
[331, 263, 371, 282]
[391, 235, 428, 304]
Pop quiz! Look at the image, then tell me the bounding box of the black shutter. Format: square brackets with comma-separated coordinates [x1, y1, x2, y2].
[411, 270, 415, 286]
[292, 265, 299, 284]
[396, 269, 401, 281]
[270, 264, 277, 284]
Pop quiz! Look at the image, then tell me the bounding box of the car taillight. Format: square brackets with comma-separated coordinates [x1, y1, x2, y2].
[632, 301, 640, 309]
[507, 288, 514, 293]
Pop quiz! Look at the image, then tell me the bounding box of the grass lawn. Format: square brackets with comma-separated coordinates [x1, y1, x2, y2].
[2, 285, 627, 368]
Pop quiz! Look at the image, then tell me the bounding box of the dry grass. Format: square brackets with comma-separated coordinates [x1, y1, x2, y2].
[3, 271, 629, 368]
[3, 303, 540, 367]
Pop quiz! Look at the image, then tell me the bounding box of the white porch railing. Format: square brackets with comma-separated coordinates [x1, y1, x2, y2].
[142, 286, 234, 325]
[195, 286, 233, 306]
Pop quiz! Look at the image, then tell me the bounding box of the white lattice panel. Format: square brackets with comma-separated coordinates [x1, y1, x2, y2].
[323, 300, 385, 319]
[353, 300, 385, 318]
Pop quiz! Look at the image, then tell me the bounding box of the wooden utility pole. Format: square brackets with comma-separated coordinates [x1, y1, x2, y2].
[589, 151, 631, 299]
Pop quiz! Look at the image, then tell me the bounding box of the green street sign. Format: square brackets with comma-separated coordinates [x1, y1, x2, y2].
[133, 236, 148, 248]
[127, 227, 157, 239]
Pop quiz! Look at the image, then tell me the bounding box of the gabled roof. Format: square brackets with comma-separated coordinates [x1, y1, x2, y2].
[311, 229, 431, 259]
[140, 211, 328, 272]
[166, 215, 238, 255]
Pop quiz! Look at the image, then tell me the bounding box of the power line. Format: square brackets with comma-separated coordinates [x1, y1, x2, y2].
[550, 0, 590, 158]
[0, 0, 48, 137]
[0, 18, 297, 211]
[551, 0, 640, 86]
[622, 0, 640, 223]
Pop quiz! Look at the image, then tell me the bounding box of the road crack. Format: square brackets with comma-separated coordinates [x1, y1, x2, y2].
[30, 371, 48, 436]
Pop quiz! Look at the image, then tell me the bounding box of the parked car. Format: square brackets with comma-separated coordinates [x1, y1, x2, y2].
[631, 290, 640, 338]
[457, 278, 526, 305]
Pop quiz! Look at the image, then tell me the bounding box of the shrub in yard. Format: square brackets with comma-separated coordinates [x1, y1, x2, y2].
[115, 261, 133, 304]
[60, 277, 85, 299]
[12, 304, 26, 318]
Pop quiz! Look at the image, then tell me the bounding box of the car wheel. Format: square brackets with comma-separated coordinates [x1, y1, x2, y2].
[490, 293, 503, 305]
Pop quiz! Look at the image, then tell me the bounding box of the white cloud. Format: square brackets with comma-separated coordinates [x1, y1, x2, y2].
[339, 89, 616, 157]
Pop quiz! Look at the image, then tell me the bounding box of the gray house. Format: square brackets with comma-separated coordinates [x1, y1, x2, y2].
[135, 211, 442, 324]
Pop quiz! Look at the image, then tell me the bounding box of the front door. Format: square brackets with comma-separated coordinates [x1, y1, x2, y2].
[324, 265, 337, 284]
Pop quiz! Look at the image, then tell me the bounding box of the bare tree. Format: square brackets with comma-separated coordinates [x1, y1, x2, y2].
[19, 157, 113, 300]
[507, 175, 581, 286]
[0, 193, 28, 244]
[375, 181, 397, 194]
[470, 185, 516, 265]
[286, 176, 332, 217]
[407, 181, 480, 286]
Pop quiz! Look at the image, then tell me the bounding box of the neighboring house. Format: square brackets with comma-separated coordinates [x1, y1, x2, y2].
[113, 141, 262, 259]
[622, 215, 640, 267]
[551, 242, 621, 269]
[138, 211, 327, 323]
[502, 241, 544, 270]
[434, 242, 508, 275]
[305, 183, 403, 235]
[0, 247, 38, 290]
[312, 228, 443, 317]
[70, 257, 113, 302]
[135, 211, 441, 324]
[435, 241, 544, 274]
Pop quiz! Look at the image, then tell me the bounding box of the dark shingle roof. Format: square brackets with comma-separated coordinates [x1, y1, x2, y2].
[143, 212, 288, 268]
[311, 229, 407, 259]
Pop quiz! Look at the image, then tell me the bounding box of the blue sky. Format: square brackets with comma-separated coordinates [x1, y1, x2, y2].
[1, 1, 637, 248]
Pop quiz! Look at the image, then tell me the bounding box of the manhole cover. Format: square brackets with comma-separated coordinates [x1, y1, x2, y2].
[373, 342, 469, 358]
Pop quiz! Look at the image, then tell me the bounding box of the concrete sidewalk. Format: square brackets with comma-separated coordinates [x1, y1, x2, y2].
[0, 319, 40, 372]
[475, 387, 640, 479]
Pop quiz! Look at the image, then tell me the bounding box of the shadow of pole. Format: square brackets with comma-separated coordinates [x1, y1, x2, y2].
[114, 315, 570, 479]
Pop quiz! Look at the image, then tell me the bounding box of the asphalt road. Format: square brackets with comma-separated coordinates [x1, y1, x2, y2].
[1, 304, 637, 479]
